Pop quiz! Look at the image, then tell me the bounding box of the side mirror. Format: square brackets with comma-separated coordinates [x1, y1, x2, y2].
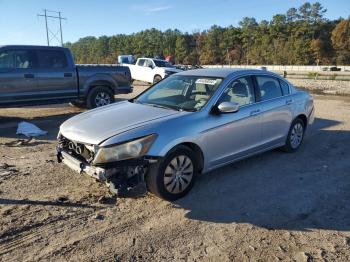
[217, 102, 239, 113]
[148, 64, 154, 69]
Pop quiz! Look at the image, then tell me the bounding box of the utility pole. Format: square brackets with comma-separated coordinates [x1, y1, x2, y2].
[59, 12, 64, 45]
[37, 9, 66, 46]
[44, 9, 49, 46]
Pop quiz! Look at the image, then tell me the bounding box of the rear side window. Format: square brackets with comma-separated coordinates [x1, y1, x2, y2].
[279, 80, 290, 95]
[256, 76, 282, 101]
[37, 50, 68, 69]
[0, 50, 14, 69]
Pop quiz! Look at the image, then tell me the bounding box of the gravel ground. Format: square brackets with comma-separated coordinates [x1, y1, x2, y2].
[288, 78, 350, 95]
[0, 85, 350, 261]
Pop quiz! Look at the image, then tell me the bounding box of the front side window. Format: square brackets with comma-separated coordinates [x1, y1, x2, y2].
[37, 50, 68, 69]
[137, 59, 145, 66]
[256, 76, 282, 101]
[136, 75, 223, 111]
[219, 76, 255, 106]
[14, 50, 37, 69]
[144, 59, 154, 68]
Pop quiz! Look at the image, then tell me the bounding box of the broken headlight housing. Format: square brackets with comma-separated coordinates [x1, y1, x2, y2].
[93, 134, 157, 164]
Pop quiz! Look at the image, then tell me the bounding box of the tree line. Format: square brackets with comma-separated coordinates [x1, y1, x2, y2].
[65, 2, 350, 65]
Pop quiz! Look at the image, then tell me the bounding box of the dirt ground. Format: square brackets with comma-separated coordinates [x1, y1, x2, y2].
[0, 86, 350, 261]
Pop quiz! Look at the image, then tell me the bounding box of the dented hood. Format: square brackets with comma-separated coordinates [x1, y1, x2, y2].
[59, 101, 179, 145]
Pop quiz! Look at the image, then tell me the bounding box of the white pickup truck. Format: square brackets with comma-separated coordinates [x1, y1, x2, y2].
[124, 58, 181, 84]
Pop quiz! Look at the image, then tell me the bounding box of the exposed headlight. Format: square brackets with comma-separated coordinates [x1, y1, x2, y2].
[93, 134, 157, 164]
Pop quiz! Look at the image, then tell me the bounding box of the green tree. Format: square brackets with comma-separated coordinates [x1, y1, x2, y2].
[65, 2, 349, 66]
[175, 35, 187, 64]
[331, 18, 350, 64]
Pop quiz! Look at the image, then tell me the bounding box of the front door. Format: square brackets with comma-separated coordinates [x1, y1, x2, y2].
[0, 49, 38, 104]
[143, 59, 154, 83]
[204, 76, 263, 169]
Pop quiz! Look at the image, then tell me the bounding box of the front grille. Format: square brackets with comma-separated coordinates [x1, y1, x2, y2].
[58, 136, 94, 163]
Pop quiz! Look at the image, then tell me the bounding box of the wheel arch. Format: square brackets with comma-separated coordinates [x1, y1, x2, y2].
[153, 74, 162, 81]
[88, 80, 114, 95]
[166, 142, 204, 173]
[82, 74, 118, 97]
[295, 114, 308, 130]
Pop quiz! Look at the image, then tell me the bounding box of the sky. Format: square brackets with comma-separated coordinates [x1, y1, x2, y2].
[0, 0, 349, 46]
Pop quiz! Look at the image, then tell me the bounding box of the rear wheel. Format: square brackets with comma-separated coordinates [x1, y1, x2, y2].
[153, 75, 162, 84]
[86, 86, 114, 109]
[146, 145, 197, 201]
[281, 118, 305, 152]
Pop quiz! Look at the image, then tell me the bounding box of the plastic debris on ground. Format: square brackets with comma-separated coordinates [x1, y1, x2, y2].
[16, 121, 47, 137]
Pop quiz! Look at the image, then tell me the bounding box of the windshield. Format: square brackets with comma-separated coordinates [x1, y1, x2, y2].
[153, 60, 173, 68]
[135, 75, 223, 112]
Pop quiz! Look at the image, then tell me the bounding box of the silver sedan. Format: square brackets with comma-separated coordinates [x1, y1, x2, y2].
[57, 69, 314, 200]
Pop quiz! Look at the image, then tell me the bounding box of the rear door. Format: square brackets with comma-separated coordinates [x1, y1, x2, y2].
[0, 48, 38, 104]
[36, 49, 77, 99]
[254, 75, 293, 146]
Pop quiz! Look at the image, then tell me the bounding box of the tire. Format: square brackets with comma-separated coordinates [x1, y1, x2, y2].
[86, 86, 114, 109]
[281, 118, 305, 152]
[146, 145, 198, 201]
[153, 75, 162, 84]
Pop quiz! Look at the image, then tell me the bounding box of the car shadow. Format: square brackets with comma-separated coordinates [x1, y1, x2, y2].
[175, 117, 350, 231]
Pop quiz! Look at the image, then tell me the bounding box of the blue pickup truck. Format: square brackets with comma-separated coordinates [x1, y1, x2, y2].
[0, 45, 132, 108]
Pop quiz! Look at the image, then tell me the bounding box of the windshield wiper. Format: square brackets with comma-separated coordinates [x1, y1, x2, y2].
[179, 108, 197, 112]
[141, 102, 180, 111]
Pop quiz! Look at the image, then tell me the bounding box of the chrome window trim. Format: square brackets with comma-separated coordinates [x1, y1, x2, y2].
[207, 72, 294, 112]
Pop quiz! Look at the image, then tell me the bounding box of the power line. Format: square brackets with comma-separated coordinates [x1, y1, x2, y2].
[37, 9, 66, 46]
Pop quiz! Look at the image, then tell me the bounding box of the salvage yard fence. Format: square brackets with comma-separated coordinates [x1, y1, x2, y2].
[204, 65, 350, 81]
[204, 65, 350, 72]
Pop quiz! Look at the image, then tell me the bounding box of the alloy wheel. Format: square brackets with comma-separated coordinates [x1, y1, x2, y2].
[95, 92, 111, 107]
[163, 155, 194, 194]
[290, 122, 304, 149]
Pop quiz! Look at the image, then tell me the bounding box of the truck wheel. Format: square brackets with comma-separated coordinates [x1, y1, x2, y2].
[86, 86, 114, 109]
[145, 145, 198, 201]
[153, 75, 162, 84]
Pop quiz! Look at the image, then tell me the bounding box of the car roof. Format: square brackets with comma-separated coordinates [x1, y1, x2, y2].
[0, 45, 67, 50]
[138, 57, 167, 62]
[176, 68, 280, 78]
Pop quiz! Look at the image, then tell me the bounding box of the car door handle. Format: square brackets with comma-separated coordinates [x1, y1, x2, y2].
[250, 109, 261, 116]
[286, 99, 293, 105]
[24, 73, 34, 79]
[64, 73, 73, 77]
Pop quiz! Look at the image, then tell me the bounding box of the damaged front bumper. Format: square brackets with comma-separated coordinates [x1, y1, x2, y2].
[56, 147, 158, 196]
[57, 150, 110, 181]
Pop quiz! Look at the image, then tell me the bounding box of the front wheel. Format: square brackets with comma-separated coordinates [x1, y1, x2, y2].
[281, 118, 305, 152]
[86, 86, 114, 109]
[146, 145, 198, 201]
